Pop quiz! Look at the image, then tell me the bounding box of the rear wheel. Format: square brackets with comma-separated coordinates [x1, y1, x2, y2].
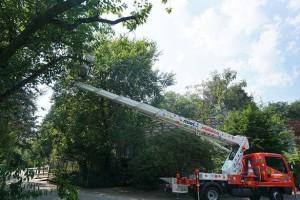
[203, 186, 220, 200]
[269, 188, 283, 200]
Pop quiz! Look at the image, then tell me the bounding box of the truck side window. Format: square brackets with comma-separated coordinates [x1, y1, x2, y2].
[265, 157, 287, 173]
[228, 145, 239, 160]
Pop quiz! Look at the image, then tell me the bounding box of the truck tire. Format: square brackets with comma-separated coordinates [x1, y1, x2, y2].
[269, 188, 283, 200]
[203, 186, 220, 200]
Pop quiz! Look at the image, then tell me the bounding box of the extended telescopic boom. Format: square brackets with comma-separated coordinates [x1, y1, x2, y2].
[74, 80, 249, 174]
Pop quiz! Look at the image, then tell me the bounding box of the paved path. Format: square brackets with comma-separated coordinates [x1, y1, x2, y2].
[35, 186, 299, 200]
[35, 191, 300, 200]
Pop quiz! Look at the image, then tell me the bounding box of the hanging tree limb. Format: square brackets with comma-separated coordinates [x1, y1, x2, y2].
[0, 0, 138, 69]
[0, 55, 88, 102]
[49, 15, 138, 31]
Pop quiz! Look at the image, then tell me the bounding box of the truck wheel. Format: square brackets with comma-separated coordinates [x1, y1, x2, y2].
[203, 186, 220, 200]
[269, 188, 283, 200]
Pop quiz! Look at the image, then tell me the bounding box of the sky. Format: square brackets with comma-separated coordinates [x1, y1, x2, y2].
[37, 0, 300, 121]
[130, 0, 300, 103]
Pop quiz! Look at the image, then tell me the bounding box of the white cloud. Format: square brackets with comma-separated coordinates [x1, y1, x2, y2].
[286, 14, 300, 26]
[226, 59, 250, 71]
[288, 0, 300, 10]
[169, 0, 188, 16]
[221, 0, 267, 35]
[286, 14, 300, 35]
[248, 24, 281, 73]
[132, 0, 300, 100]
[287, 41, 300, 52]
[256, 69, 298, 87]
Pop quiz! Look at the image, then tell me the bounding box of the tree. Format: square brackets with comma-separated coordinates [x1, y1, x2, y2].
[288, 100, 300, 120]
[265, 101, 300, 146]
[40, 37, 174, 187]
[0, 1, 170, 197]
[283, 147, 300, 188]
[195, 69, 253, 112]
[0, 90, 47, 199]
[159, 91, 202, 119]
[193, 69, 254, 126]
[128, 91, 222, 190]
[224, 105, 294, 154]
[265, 102, 290, 121]
[129, 131, 215, 190]
[0, 90, 38, 166]
[0, 0, 171, 102]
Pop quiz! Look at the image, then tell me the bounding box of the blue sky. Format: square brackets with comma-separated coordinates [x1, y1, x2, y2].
[37, 0, 300, 121]
[129, 0, 300, 103]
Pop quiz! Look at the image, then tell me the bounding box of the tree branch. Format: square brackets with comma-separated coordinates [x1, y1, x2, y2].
[0, 55, 80, 102]
[49, 15, 138, 31]
[0, 0, 85, 69]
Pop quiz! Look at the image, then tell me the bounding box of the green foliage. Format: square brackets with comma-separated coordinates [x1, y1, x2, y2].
[0, 80, 49, 199]
[196, 69, 253, 111]
[0, 121, 15, 164]
[224, 105, 294, 154]
[159, 91, 202, 119]
[0, 0, 168, 197]
[0, 0, 156, 102]
[0, 90, 38, 167]
[53, 171, 79, 200]
[283, 147, 300, 187]
[128, 90, 223, 190]
[264, 100, 300, 122]
[194, 69, 254, 124]
[265, 102, 290, 122]
[129, 131, 215, 190]
[91, 37, 174, 101]
[288, 100, 300, 120]
[0, 0, 174, 197]
[40, 37, 174, 188]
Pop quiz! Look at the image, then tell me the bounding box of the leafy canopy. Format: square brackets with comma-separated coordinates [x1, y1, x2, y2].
[224, 105, 294, 154]
[39, 36, 174, 187]
[0, 0, 170, 102]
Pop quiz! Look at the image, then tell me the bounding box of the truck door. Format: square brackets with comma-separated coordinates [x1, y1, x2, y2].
[264, 155, 296, 195]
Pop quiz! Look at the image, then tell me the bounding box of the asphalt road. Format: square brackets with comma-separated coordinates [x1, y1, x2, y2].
[36, 192, 299, 200]
[31, 176, 299, 200]
[35, 187, 299, 200]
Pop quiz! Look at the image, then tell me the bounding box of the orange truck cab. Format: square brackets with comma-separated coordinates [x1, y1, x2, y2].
[187, 152, 297, 200]
[240, 153, 297, 198]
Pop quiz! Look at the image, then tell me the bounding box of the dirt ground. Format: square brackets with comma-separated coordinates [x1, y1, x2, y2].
[32, 176, 299, 200]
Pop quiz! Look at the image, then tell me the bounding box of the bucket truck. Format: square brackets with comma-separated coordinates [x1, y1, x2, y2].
[74, 67, 297, 200]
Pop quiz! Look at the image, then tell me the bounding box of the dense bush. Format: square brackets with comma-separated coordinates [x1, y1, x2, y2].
[129, 131, 216, 190]
[284, 148, 300, 188]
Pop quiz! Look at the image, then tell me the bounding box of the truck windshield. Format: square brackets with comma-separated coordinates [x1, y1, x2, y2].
[265, 156, 288, 173]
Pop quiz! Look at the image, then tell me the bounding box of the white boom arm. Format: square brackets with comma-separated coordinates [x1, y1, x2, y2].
[74, 81, 249, 175]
